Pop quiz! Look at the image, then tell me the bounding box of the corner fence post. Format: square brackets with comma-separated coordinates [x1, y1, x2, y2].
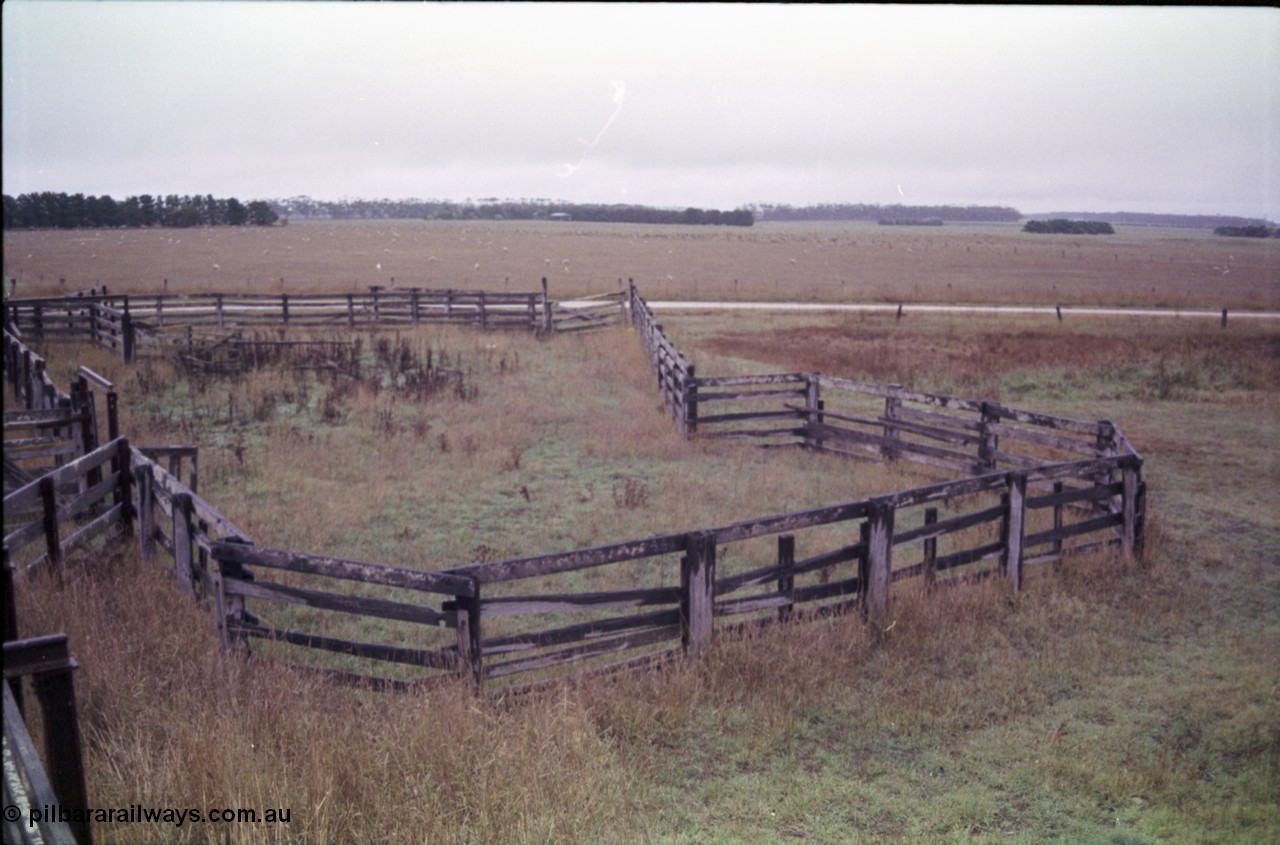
[1122, 457, 1143, 559]
[681, 531, 717, 659]
[134, 463, 155, 562]
[116, 438, 134, 537]
[1003, 472, 1028, 591]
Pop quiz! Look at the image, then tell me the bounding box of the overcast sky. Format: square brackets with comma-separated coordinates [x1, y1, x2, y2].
[3, 2, 1277, 220]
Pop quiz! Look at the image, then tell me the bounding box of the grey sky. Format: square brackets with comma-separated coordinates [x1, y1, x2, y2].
[3, 2, 1277, 219]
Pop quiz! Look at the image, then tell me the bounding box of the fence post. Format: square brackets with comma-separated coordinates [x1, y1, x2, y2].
[33, 359, 47, 409]
[863, 500, 894, 627]
[346, 294, 355, 329]
[33, 303, 44, 340]
[978, 402, 999, 470]
[172, 493, 195, 596]
[281, 293, 290, 325]
[3, 551, 16, 644]
[777, 534, 795, 622]
[39, 476, 62, 568]
[923, 507, 938, 590]
[479, 291, 488, 328]
[134, 464, 155, 562]
[1121, 457, 1143, 559]
[116, 438, 134, 537]
[681, 531, 717, 659]
[883, 386, 902, 459]
[120, 309, 135, 363]
[683, 365, 698, 435]
[370, 286, 381, 324]
[21, 350, 32, 408]
[1003, 472, 1028, 591]
[1050, 482, 1064, 567]
[454, 585, 483, 691]
[17, 635, 93, 845]
[805, 374, 823, 450]
[410, 288, 420, 325]
[209, 543, 251, 653]
[106, 388, 120, 444]
[215, 294, 225, 329]
[541, 277, 552, 335]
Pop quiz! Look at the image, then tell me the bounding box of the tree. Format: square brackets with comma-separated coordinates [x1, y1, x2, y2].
[226, 197, 248, 226]
[246, 200, 278, 226]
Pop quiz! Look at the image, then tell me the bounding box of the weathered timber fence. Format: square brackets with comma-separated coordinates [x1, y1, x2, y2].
[5, 283, 1145, 696]
[3, 631, 92, 845]
[5, 282, 624, 364]
[628, 280, 696, 429]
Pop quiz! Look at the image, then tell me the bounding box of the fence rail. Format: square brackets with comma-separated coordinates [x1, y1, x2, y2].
[4, 280, 624, 363]
[5, 282, 1144, 696]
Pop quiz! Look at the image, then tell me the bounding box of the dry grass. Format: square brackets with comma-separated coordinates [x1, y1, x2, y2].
[7, 256, 1279, 841]
[667, 308, 1280, 404]
[6, 219, 1277, 309]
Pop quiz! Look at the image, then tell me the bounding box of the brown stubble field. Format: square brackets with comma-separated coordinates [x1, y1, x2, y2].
[5, 219, 1278, 308]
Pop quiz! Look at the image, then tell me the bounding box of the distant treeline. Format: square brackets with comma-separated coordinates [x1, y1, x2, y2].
[1022, 219, 1115, 235]
[1026, 210, 1274, 230]
[271, 196, 753, 226]
[754, 203, 1023, 223]
[879, 217, 944, 227]
[1213, 225, 1278, 238]
[3, 192, 278, 229]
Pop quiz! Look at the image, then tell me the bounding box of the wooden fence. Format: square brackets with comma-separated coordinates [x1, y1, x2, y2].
[3, 631, 91, 845]
[4, 280, 624, 365]
[628, 280, 696, 429]
[4, 292, 1145, 695]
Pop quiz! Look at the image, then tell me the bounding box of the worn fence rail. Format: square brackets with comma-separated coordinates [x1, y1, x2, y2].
[5, 283, 1144, 696]
[5, 282, 601, 363]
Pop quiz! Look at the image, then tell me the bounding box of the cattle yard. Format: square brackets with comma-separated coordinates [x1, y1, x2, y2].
[2, 221, 1276, 843]
[5, 281, 1145, 695]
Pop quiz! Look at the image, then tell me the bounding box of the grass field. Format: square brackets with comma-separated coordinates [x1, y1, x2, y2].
[5, 218, 1278, 309]
[6, 223, 1280, 843]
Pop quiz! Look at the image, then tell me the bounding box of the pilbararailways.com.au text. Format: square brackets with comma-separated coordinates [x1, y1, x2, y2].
[6, 803, 291, 829]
